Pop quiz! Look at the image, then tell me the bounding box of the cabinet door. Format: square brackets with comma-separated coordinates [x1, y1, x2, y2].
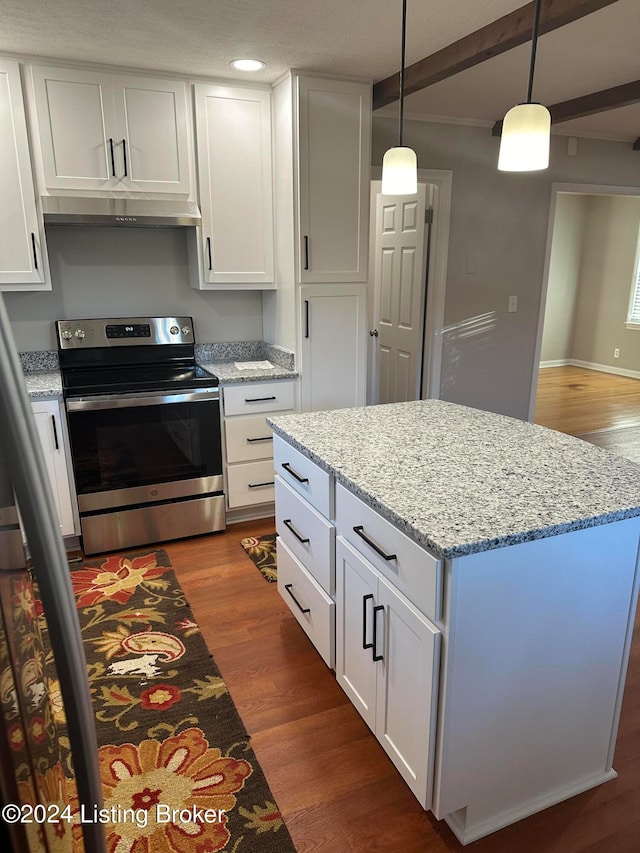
[300, 284, 367, 411]
[376, 575, 440, 809]
[31, 401, 75, 537]
[296, 76, 371, 282]
[335, 536, 378, 731]
[114, 75, 192, 193]
[0, 61, 50, 290]
[194, 84, 274, 286]
[30, 65, 118, 191]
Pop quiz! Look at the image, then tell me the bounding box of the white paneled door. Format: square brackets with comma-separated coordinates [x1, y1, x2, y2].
[373, 186, 428, 405]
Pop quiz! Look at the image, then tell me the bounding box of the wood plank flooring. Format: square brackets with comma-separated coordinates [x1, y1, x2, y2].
[165, 519, 640, 853]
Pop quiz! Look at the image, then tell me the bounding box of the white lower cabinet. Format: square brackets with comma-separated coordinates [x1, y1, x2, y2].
[335, 535, 440, 808]
[31, 400, 76, 536]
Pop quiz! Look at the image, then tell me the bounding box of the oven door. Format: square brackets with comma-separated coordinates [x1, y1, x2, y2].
[66, 389, 223, 512]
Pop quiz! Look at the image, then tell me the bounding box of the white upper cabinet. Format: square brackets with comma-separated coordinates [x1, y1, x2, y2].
[29, 65, 192, 194]
[0, 59, 50, 291]
[191, 84, 274, 288]
[296, 76, 371, 283]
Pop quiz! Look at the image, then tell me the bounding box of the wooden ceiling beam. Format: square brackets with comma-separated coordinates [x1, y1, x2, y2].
[492, 79, 640, 135]
[373, 0, 621, 111]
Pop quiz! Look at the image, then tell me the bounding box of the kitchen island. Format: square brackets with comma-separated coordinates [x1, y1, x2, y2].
[268, 400, 640, 845]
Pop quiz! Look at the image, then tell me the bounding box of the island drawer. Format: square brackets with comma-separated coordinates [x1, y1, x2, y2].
[336, 483, 442, 622]
[226, 459, 275, 508]
[273, 435, 332, 518]
[225, 414, 275, 463]
[223, 380, 295, 417]
[277, 538, 335, 668]
[275, 476, 335, 595]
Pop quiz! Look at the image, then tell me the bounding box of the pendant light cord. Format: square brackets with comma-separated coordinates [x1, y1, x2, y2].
[398, 0, 407, 146]
[526, 0, 543, 103]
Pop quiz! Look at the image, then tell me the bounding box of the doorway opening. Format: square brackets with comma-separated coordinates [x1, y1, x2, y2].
[531, 183, 640, 463]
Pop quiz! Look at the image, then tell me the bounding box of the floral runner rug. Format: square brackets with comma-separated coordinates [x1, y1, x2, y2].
[42, 548, 296, 853]
[240, 536, 277, 583]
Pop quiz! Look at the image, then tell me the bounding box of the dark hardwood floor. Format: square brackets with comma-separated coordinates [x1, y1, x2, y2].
[163, 519, 640, 853]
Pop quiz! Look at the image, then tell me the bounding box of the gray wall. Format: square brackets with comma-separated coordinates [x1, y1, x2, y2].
[540, 194, 589, 363]
[372, 116, 640, 419]
[4, 226, 264, 351]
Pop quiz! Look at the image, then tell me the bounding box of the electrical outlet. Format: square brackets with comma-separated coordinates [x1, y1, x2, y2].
[508, 296, 518, 313]
[614, 348, 620, 359]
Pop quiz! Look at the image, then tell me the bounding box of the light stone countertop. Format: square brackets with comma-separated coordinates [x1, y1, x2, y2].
[200, 361, 298, 384]
[23, 372, 63, 399]
[268, 399, 640, 559]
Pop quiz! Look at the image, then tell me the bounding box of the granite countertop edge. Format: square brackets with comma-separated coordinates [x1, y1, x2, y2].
[268, 415, 640, 561]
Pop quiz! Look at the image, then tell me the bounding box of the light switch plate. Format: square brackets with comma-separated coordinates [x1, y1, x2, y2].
[508, 296, 518, 313]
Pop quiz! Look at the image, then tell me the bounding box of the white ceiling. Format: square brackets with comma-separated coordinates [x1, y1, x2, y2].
[1, 0, 638, 141]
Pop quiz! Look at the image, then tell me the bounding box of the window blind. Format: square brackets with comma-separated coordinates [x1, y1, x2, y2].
[629, 236, 640, 324]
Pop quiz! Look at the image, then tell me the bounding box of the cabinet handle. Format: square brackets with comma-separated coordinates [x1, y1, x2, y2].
[353, 526, 397, 561]
[248, 481, 274, 489]
[283, 518, 310, 544]
[108, 138, 116, 176]
[206, 237, 213, 271]
[244, 396, 276, 403]
[246, 436, 273, 443]
[303, 235, 309, 270]
[285, 583, 310, 614]
[51, 415, 59, 451]
[362, 593, 374, 650]
[281, 462, 309, 483]
[31, 233, 38, 271]
[304, 300, 309, 339]
[122, 138, 128, 177]
[372, 604, 384, 661]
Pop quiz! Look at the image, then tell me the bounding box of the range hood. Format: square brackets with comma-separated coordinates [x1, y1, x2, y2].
[41, 196, 201, 227]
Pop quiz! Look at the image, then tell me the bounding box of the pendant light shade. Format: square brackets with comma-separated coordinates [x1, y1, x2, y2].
[498, 103, 551, 171]
[497, 0, 550, 172]
[381, 0, 417, 195]
[382, 146, 418, 194]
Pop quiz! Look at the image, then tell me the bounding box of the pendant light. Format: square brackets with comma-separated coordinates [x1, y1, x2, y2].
[498, 0, 551, 172]
[381, 0, 417, 194]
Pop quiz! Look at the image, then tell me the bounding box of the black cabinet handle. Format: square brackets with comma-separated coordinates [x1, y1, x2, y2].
[362, 593, 374, 650]
[285, 583, 310, 614]
[372, 605, 384, 661]
[304, 300, 309, 339]
[283, 518, 310, 544]
[246, 436, 273, 443]
[206, 237, 213, 271]
[244, 396, 276, 403]
[353, 526, 397, 561]
[248, 481, 274, 489]
[108, 138, 116, 176]
[303, 235, 309, 270]
[31, 233, 38, 271]
[122, 138, 128, 176]
[51, 415, 59, 450]
[281, 462, 309, 483]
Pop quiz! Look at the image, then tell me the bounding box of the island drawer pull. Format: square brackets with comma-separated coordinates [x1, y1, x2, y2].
[285, 583, 310, 614]
[372, 604, 384, 662]
[281, 462, 309, 483]
[362, 593, 374, 651]
[353, 525, 397, 561]
[283, 518, 310, 544]
[248, 481, 275, 489]
[244, 395, 277, 403]
[246, 436, 273, 443]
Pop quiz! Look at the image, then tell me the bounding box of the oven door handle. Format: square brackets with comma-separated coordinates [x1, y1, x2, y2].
[66, 388, 220, 411]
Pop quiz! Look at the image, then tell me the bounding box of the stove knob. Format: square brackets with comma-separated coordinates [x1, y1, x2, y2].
[169, 326, 179, 335]
[181, 326, 191, 336]
[75, 328, 86, 340]
[61, 330, 73, 340]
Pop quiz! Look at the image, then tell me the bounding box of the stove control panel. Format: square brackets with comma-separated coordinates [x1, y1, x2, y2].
[56, 317, 195, 349]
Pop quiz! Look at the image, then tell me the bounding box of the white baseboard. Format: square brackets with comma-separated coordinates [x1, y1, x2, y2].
[570, 359, 640, 381]
[539, 359, 571, 368]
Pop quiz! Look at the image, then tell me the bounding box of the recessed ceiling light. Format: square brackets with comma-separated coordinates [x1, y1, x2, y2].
[230, 59, 265, 72]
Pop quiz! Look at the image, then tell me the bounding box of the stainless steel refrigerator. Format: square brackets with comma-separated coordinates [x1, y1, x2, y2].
[0, 293, 106, 852]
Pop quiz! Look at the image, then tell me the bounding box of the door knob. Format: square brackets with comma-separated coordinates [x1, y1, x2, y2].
[369, 329, 379, 337]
